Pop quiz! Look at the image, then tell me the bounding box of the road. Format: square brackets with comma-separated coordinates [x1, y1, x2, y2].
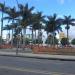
[0, 56, 75, 75]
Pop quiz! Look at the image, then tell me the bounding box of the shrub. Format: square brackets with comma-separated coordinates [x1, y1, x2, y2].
[60, 38, 69, 46]
[45, 36, 58, 45]
[71, 39, 75, 45]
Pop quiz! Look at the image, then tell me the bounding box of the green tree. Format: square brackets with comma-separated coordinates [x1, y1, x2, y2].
[45, 13, 62, 46]
[60, 38, 69, 46]
[18, 3, 34, 46]
[71, 39, 75, 45]
[45, 35, 58, 45]
[3, 25, 12, 39]
[1, 4, 20, 48]
[0, 36, 4, 44]
[62, 15, 75, 42]
[31, 12, 45, 44]
[33, 39, 43, 44]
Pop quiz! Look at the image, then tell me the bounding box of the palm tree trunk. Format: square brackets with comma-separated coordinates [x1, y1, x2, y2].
[35, 30, 36, 44]
[21, 29, 23, 46]
[1, 10, 3, 44]
[35, 31, 37, 44]
[11, 19, 14, 48]
[67, 24, 69, 45]
[52, 26, 55, 48]
[47, 32, 48, 47]
[32, 28, 34, 49]
[23, 28, 26, 50]
[11, 29, 13, 48]
[38, 30, 39, 46]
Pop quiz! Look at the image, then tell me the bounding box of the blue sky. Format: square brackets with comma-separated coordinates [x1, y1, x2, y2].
[0, 0, 75, 16]
[0, 0, 75, 39]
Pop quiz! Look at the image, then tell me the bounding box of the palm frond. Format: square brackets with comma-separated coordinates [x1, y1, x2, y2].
[0, 3, 4, 9]
[29, 6, 34, 12]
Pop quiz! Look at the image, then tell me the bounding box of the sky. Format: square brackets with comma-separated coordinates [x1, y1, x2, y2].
[0, 0, 75, 39]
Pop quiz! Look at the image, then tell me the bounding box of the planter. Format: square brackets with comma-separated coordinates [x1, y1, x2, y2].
[32, 46, 56, 54]
[32, 45, 75, 55]
[0, 44, 14, 49]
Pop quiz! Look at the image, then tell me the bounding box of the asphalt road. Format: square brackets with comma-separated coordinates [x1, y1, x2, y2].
[0, 56, 75, 75]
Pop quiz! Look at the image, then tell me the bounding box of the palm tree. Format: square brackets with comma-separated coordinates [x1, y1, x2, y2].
[31, 12, 45, 45]
[45, 13, 62, 46]
[2, 7, 20, 22]
[3, 23, 18, 45]
[3, 25, 11, 34]
[0, 2, 12, 14]
[0, 2, 5, 44]
[3, 25, 12, 43]
[1, 3, 20, 42]
[1, 4, 20, 52]
[18, 3, 34, 31]
[62, 15, 75, 44]
[18, 3, 34, 47]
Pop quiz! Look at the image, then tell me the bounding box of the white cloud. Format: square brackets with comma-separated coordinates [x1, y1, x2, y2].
[61, 26, 75, 40]
[57, 0, 72, 5]
[57, 0, 65, 5]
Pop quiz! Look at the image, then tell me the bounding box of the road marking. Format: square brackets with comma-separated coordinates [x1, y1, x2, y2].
[0, 65, 75, 75]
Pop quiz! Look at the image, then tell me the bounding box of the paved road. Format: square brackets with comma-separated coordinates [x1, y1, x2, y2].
[0, 56, 75, 75]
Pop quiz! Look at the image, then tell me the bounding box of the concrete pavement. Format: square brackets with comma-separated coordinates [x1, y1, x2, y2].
[0, 51, 75, 61]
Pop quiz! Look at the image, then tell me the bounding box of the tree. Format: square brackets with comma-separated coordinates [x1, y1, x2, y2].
[60, 38, 69, 46]
[45, 13, 62, 46]
[33, 39, 43, 44]
[1, 4, 20, 49]
[0, 2, 5, 44]
[71, 39, 75, 45]
[18, 3, 34, 28]
[2, 7, 20, 21]
[17, 3, 34, 48]
[31, 12, 45, 44]
[3, 25, 11, 39]
[24, 38, 32, 45]
[3, 23, 19, 45]
[62, 15, 75, 42]
[45, 35, 58, 45]
[0, 36, 4, 44]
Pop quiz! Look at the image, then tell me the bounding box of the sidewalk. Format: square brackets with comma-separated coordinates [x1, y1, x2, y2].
[0, 51, 75, 61]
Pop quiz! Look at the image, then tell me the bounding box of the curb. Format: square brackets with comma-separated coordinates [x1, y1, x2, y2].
[0, 53, 75, 61]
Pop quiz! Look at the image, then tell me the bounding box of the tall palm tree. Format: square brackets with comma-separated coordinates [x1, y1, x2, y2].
[2, 7, 20, 22]
[0, 2, 5, 44]
[1, 4, 20, 51]
[45, 13, 62, 46]
[31, 12, 45, 45]
[3, 25, 12, 43]
[0, 2, 11, 14]
[3, 25, 11, 33]
[18, 3, 34, 46]
[18, 3, 34, 29]
[62, 15, 75, 43]
[3, 23, 18, 44]
[0, 2, 20, 34]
